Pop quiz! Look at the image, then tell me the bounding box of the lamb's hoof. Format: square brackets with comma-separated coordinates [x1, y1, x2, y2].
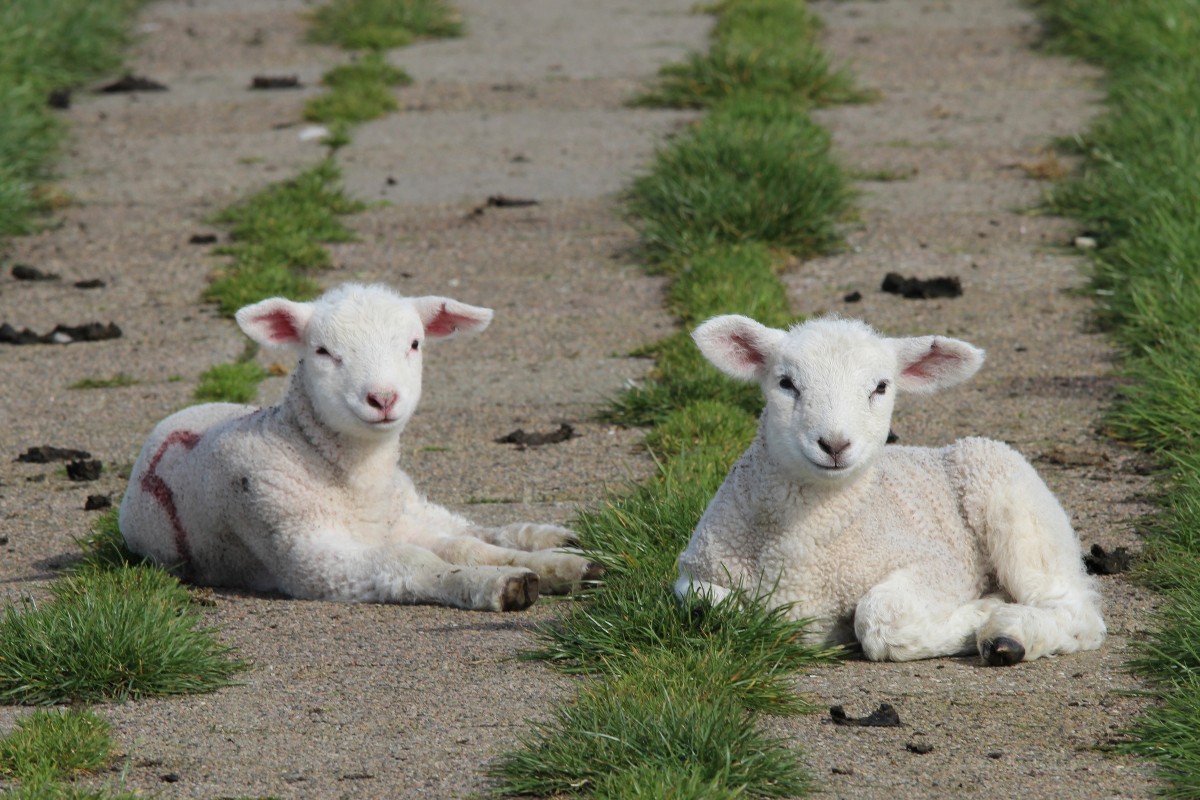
[981, 636, 1025, 666]
[582, 561, 605, 583]
[500, 572, 539, 612]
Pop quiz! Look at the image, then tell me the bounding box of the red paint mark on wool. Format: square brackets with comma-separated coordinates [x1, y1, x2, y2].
[141, 430, 202, 567]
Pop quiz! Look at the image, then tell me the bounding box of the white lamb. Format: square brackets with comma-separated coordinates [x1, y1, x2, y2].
[120, 283, 600, 612]
[674, 315, 1105, 665]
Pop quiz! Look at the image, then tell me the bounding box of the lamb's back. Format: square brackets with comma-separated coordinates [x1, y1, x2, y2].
[120, 402, 258, 575]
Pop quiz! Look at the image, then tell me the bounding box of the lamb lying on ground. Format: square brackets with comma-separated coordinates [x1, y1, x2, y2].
[674, 315, 1105, 665]
[120, 283, 599, 611]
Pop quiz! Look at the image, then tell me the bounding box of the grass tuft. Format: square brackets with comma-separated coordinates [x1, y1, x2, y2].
[1120, 671, 1200, 797]
[205, 158, 364, 316]
[626, 97, 852, 264]
[73, 508, 146, 573]
[0, 709, 113, 785]
[304, 51, 412, 124]
[194, 361, 268, 404]
[308, 0, 462, 50]
[643, 399, 760, 464]
[0, 564, 247, 705]
[636, 0, 862, 109]
[68, 374, 139, 390]
[492, 659, 814, 798]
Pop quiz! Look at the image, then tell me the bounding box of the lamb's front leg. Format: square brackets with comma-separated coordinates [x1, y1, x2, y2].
[401, 497, 598, 591]
[280, 535, 538, 611]
[427, 535, 601, 594]
[673, 565, 734, 605]
[401, 488, 578, 551]
[469, 522, 579, 551]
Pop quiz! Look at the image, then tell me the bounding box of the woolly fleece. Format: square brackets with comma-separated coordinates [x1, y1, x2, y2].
[676, 316, 1105, 664]
[120, 284, 598, 611]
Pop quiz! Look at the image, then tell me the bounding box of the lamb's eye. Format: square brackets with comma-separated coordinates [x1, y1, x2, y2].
[778, 376, 796, 393]
[873, 380, 889, 397]
[314, 345, 341, 364]
[411, 339, 420, 351]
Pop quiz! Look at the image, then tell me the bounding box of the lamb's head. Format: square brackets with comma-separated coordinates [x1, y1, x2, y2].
[235, 283, 493, 438]
[693, 315, 984, 482]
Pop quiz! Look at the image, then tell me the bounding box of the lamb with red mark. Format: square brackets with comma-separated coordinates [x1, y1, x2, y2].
[119, 283, 600, 611]
[139, 429, 201, 568]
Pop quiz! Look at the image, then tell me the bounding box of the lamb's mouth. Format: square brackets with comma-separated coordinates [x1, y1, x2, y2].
[360, 414, 402, 427]
[806, 456, 851, 473]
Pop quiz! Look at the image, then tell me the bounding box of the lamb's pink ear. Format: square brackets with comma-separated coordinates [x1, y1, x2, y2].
[890, 335, 984, 394]
[414, 297, 494, 339]
[692, 315, 785, 382]
[235, 298, 315, 349]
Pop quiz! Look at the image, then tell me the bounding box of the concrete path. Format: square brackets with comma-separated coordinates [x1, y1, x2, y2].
[771, 1, 1160, 797]
[0, 2, 701, 797]
[0, 0, 1162, 798]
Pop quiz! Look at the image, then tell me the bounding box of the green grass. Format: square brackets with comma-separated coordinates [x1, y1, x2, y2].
[0, 563, 247, 705]
[492, 1, 852, 795]
[1033, 0, 1200, 794]
[308, 0, 462, 50]
[195, 361, 268, 403]
[0, 707, 139, 798]
[68, 374, 139, 390]
[492, 654, 816, 799]
[205, 158, 364, 317]
[73, 508, 145, 573]
[626, 97, 852, 264]
[636, 0, 862, 109]
[0, 784, 139, 800]
[0, 558, 247, 705]
[0, 709, 113, 785]
[304, 51, 412, 124]
[606, 244, 795, 427]
[0, 0, 146, 237]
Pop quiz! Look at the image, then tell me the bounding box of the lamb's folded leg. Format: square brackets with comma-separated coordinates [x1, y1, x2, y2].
[854, 569, 1000, 662]
[973, 453, 1106, 663]
[425, 535, 601, 594]
[469, 522, 579, 551]
[976, 598, 1105, 665]
[278, 535, 538, 611]
[673, 570, 734, 606]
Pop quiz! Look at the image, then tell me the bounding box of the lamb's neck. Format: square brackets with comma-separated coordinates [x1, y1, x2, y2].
[755, 432, 878, 512]
[280, 369, 400, 479]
